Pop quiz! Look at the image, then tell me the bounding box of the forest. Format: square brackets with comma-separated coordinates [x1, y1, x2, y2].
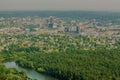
[0, 45, 120, 80]
[15, 49, 120, 80]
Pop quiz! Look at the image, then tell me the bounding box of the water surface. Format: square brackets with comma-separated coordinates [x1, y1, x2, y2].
[4, 62, 57, 80]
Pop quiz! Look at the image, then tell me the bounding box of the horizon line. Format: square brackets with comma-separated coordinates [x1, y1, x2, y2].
[0, 9, 120, 13]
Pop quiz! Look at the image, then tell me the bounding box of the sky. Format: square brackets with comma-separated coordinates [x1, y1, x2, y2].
[0, 0, 120, 11]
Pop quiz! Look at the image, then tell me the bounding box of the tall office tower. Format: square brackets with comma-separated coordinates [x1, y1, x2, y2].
[48, 23, 53, 29]
[48, 16, 54, 29]
[76, 26, 80, 33]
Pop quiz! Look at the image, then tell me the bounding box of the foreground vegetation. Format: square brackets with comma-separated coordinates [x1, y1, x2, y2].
[1, 47, 120, 80]
[16, 49, 120, 80]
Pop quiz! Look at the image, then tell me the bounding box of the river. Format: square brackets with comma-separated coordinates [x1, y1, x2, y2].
[4, 62, 57, 80]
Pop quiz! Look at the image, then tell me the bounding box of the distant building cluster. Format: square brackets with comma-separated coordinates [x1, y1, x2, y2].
[0, 15, 120, 51]
[0, 15, 120, 37]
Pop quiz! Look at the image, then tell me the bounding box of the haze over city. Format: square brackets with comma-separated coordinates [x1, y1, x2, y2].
[0, 0, 120, 11]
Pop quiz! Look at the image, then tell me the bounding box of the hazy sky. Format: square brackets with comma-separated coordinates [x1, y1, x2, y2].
[0, 0, 120, 11]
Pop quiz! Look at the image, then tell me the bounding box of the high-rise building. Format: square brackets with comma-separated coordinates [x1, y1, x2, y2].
[48, 16, 54, 29]
[76, 26, 80, 33]
[48, 23, 53, 29]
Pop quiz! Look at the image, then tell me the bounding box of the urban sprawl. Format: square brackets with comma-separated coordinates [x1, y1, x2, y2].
[0, 15, 120, 52]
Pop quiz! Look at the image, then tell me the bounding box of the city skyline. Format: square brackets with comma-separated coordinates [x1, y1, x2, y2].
[0, 0, 120, 11]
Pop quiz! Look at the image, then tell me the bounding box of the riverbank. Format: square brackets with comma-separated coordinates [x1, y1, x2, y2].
[4, 62, 57, 80]
[0, 63, 32, 80]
